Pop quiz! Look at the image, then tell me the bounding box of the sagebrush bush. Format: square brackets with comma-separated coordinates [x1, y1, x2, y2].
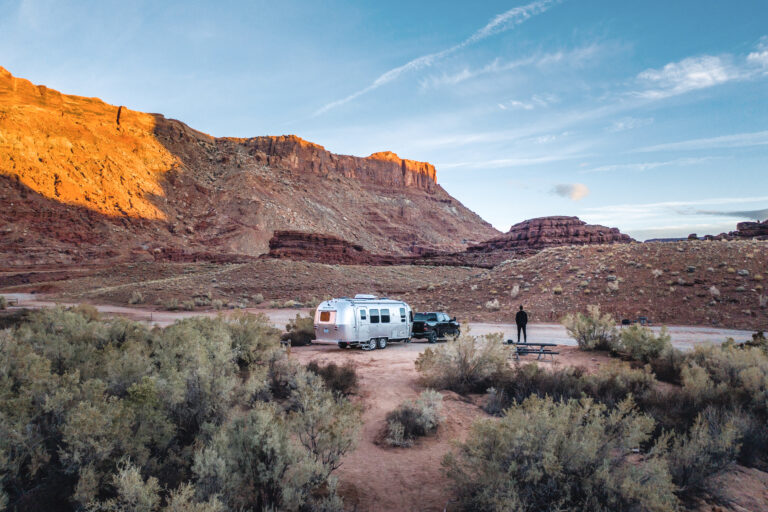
[307, 360, 358, 395]
[445, 396, 678, 512]
[0, 307, 355, 511]
[283, 314, 315, 346]
[415, 333, 507, 393]
[562, 305, 618, 350]
[128, 290, 145, 305]
[386, 390, 444, 447]
[485, 363, 656, 414]
[617, 325, 672, 362]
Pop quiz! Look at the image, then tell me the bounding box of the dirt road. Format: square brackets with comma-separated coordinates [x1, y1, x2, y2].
[2, 293, 756, 349]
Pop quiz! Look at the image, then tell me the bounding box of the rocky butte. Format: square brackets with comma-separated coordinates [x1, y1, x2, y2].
[0, 66, 498, 266]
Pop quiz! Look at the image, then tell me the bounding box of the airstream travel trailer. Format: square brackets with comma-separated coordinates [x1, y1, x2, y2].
[314, 295, 413, 350]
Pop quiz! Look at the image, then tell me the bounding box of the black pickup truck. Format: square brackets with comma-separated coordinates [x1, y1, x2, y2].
[411, 312, 461, 343]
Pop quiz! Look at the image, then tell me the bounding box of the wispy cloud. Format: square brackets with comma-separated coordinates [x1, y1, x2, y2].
[498, 93, 559, 110]
[421, 44, 601, 90]
[636, 130, 768, 152]
[552, 183, 590, 200]
[634, 39, 768, 100]
[314, 0, 560, 115]
[580, 157, 712, 174]
[583, 196, 768, 215]
[608, 117, 653, 132]
[695, 208, 768, 221]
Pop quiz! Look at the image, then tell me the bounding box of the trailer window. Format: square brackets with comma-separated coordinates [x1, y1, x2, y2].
[316, 310, 336, 324]
[360, 309, 367, 320]
[381, 308, 390, 323]
[399, 307, 406, 322]
[370, 309, 379, 324]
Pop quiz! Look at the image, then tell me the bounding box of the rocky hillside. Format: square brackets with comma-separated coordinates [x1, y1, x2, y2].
[0, 66, 497, 266]
[404, 240, 768, 330]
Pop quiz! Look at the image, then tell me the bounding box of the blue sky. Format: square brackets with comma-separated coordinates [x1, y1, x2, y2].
[2, 0, 767, 240]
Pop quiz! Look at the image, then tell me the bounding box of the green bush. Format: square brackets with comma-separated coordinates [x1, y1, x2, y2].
[307, 360, 358, 395]
[283, 314, 315, 346]
[415, 333, 507, 393]
[445, 396, 678, 511]
[0, 307, 351, 511]
[485, 363, 656, 414]
[562, 305, 618, 351]
[386, 390, 444, 447]
[617, 325, 672, 362]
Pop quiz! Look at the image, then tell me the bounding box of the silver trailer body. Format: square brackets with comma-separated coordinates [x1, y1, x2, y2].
[314, 295, 413, 349]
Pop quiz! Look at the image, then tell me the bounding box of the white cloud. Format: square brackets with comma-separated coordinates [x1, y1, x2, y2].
[498, 93, 559, 110]
[635, 56, 738, 99]
[581, 157, 712, 174]
[314, 0, 559, 115]
[747, 36, 768, 69]
[636, 130, 768, 152]
[552, 183, 590, 201]
[608, 117, 653, 132]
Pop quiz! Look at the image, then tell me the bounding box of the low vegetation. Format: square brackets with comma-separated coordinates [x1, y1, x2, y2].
[561, 305, 618, 350]
[419, 329, 768, 510]
[0, 306, 359, 511]
[415, 333, 507, 393]
[306, 360, 358, 396]
[385, 390, 444, 447]
[283, 314, 316, 346]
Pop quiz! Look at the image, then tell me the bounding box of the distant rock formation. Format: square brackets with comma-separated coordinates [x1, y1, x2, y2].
[699, 220, 768, 241]
[468, 216, 634, 253]
[266, 231, 402, 265]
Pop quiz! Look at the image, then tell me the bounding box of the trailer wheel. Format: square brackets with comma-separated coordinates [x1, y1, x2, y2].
[339, 342, 348, 349]
[377, 338, 387, 349]
[428, 332, 437, 344]
[364, 338, 377, 351]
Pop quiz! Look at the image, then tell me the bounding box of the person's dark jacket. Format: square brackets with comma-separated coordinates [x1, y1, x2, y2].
[515, 310, 528, 326]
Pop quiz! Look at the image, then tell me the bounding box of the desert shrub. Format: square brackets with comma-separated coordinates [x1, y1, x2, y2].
[307, 360, 358, 395]
[562, 305, 618, 351]
[128, 290, 145, 305]
[226, 311, 281, 367]
[648, 346, 686, 384]
[415, 333, 507, 393]
[163, 298, 179, 311]
[617, 325, 672, 363]
[0, 307, 349, 511]
[211, 299, 223, 310]
[485, 363, 656, 414]
[283, 314, 315, 346]
[181, 300, 195, 311]
[252, 293, 265, 304]
[193, 292, 212, 307]
[484, 298, 500, 311]
[665, 408, 741, 493]
[445, 396, 678, 511]
[386, 390, 444, 447]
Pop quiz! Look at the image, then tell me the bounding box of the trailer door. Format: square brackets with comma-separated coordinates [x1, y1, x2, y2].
[357, 307, 370, 342]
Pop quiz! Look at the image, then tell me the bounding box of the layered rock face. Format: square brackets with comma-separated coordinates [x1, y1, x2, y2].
[0, 67, 498, 265]
[266, 231, 402, 265]
[468, 216, 634, 252]
[244, 137, 437, 192]
[734, 220, 768, 239]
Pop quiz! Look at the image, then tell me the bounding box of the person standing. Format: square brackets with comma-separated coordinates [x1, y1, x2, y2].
[515, 305, 528, 343]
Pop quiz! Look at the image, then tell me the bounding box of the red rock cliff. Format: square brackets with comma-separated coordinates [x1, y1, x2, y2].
[244, 136, 437, 192]
[469, 216, 634, 252]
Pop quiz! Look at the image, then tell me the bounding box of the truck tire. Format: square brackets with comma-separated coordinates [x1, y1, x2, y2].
[339, 342, 348, 349]
[428, 332, 437, 344]
[377, 338, 387, 349]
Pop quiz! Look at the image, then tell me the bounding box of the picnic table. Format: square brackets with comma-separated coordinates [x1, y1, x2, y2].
[505, 341, 559, 361]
